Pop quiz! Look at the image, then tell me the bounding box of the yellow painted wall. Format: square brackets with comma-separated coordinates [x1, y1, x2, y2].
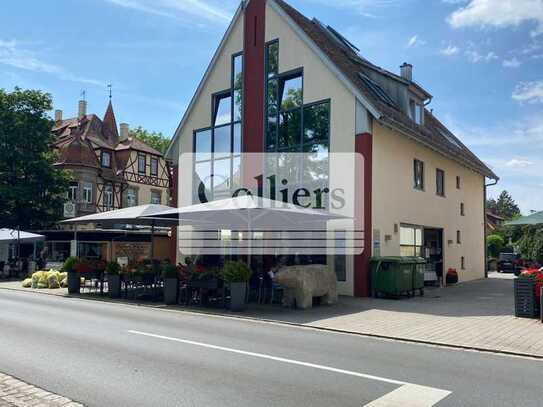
[372, 122, 486, 282]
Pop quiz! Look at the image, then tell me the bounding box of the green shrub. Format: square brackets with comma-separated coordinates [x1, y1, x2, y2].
[162, 264, 178, 279]
[487, 234, 505, 259]
[221, 261, 251, 283]
[47, 273, 60, 289]
[62, 257, 78, 273]
[105, 261, 121, 275]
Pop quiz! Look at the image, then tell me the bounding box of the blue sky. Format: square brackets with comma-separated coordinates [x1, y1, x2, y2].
[1, 0, 542, 213]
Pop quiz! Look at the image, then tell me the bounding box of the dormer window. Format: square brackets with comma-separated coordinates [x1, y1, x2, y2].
[101, 151, 111, 168]
[409, 99, 423, 125]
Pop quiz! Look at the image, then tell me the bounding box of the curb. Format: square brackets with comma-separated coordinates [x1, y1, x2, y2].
[1, 285, 542, 361]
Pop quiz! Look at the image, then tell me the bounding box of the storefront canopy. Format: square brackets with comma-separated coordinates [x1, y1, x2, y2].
[506, 211, 543, 226]
[61, 204, 174, 227]
[143, 195, 347, 229]
[0, 229, 45, 243]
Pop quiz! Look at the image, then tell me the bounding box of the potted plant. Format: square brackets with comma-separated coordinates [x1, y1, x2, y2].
[222, 261, 251, 311]
[105, 261, 122, 298]
[63, 257, 80, 294]
[162, 263, 179, 305]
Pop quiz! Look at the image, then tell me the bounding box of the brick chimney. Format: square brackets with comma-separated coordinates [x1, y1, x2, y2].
[54, 109, 63, 122]
[400, 62, 413, 81]
[78, 100, 87, 119]
[120, 123, 129, 141]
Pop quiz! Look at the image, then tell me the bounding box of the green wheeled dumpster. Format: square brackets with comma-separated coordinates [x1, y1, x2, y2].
[410, 257, 426, 297]
[371, 257, 414, 298]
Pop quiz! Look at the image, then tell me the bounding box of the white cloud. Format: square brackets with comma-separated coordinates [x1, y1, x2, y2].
[447, 0, 543, 37]
[440, 44, 460, 55]
[0, 39, 105, 87]
[502, 57, 521, 68]
[512, 81, 543, 104]
[406, 35, 426, 48]
[104, 0, 233, 24]
[505, 158, 535, 168]
[465, 48, 498, 63]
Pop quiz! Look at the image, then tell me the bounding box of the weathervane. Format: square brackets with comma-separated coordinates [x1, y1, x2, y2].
[80, 89, 86, 101]
[108, 84, 112, 100]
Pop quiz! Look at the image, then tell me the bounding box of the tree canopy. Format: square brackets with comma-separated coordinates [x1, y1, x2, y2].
[0, 87, 70, 230]
[486, 190, 521, 220]
[129, 126, 171, 154]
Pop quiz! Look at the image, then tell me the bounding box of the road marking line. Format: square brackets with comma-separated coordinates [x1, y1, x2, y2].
[362, 384, 451, 407]
[128, 327, 451, 407]
[128, 329, 405, 385]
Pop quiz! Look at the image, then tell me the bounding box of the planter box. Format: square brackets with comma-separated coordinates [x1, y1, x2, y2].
[229, 282, 247, 312]
[108, 274, 121, 298]
[190, 279, 219, 290]
[67, 272, 80, 294]
[514, 278, 539, 318]
[164, 278, 179, 305]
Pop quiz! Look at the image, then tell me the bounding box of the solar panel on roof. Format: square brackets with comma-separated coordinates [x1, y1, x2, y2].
[325, 25, 360, 54]
[357, 73, 397, 107]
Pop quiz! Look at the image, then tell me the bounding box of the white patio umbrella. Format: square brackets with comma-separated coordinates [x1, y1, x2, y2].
[0, 228, 45, 262]
[61, 204, 174, 258]
[142, 195, 348, 262]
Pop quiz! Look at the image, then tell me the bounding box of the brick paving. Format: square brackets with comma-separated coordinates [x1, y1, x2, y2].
[240, 277, 543, 357]
[0, 373, 83, 407]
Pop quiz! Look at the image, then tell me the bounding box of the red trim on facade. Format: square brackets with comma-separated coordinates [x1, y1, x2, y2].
[354, 133, 373, 297]
[242, 0, 266, 154]
[169, 165, 179, 263]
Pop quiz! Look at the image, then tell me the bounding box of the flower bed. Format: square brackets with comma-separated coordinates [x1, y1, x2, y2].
[515, 269, 543, 318]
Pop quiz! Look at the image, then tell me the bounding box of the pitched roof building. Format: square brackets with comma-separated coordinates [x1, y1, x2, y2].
[166, 0, 498, 296]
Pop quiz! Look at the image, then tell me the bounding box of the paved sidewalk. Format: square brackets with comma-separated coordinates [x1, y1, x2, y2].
[0, 373, 83, 407]
[239, 278, 543, 357]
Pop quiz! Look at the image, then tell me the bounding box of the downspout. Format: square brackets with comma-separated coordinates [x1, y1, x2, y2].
[484, 178, 499, 278]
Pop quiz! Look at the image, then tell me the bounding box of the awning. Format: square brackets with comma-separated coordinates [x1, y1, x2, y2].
[0, 229, 45, 243]
[506, 211, 543, 226]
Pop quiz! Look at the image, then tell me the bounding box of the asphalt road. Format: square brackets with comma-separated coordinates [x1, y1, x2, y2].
[0, 289, 541, 407]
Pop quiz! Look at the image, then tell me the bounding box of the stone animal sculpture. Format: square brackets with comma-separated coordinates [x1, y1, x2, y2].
[272, 264, 338, 309]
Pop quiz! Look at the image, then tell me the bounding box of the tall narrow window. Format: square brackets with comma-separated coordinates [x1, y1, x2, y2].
[266, 40, 279, 78]
[68, 182, 78, 201]
[436, 169, 445, 196]
[414, 159, 424, 190]
[138, 154, 146, 174]
[150, 157, 158, 176]
[101, 151, 111, 168]
[461, 256, 465, 270]
[82, 182, 93, 204]
[104, 184, 113, 209]
[456, 176, 461, 189]
[457, 230, 462, 244]
[233, 53, 243, 122]
[334, 230, 347, 282]
[460, 202, 465, 216]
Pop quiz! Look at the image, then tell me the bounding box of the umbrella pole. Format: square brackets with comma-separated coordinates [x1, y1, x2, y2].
[151, 222, 155, 260]
[17, 226, 20, 260]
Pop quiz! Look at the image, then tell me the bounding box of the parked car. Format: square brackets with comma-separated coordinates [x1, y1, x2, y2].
[497, 252, 521, 275]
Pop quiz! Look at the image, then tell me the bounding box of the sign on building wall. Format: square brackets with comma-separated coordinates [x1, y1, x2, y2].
[176, 152, 365, 257]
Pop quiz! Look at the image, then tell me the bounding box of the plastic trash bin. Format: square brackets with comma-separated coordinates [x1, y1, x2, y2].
[371, 257, 415, 298]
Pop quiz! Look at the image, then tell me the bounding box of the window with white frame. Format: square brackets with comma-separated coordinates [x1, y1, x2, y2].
[68, 182, 78, 201]
[151, 191, 161, 205]
[414, 159, 424, 190]
[127, 188, 137, 207]
[82, 182, 93, 204]
[101, 151, 111, 168]
[400, 224, 423, 257]
[104, 184, 114, 209]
